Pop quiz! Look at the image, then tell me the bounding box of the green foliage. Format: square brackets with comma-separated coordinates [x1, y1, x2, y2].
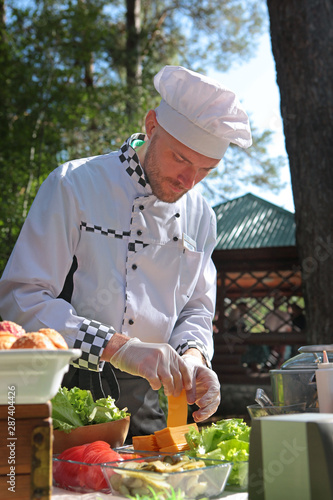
[199, 122, 286, 204]
[0, 0, 280, 277]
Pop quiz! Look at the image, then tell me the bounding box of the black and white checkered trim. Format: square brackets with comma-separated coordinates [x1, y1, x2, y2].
[176, 339, 212, 368]
[119, 134, 147, 187]
[80, 222, 131, 239]
[128, 241, 149, 252]
[80, 222, 149, 253]
[72, 319, 116, 371]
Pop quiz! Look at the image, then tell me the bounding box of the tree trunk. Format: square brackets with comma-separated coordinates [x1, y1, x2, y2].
[126, 0, 142, 118]
[267, 0, 333, 344]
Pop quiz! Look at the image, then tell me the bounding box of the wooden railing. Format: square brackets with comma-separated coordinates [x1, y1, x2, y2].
[212, 330, 308, 385]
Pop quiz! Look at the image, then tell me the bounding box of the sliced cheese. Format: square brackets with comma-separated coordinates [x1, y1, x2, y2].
[132, 423, 198, 453]
[167, 389, 188, 427]
[154, 423, 198, 450]
[132, 433, 159, 451]
[158, 443, 190, 453]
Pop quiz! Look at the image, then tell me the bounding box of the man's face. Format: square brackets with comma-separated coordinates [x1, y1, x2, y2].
[142, 116, 220, 203]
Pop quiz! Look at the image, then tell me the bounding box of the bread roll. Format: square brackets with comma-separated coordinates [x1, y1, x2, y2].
[0, 320, 25, 337]
[38, 328, 68, 349]
[11, 332, 56, 350]
[0, 334, 17, 349]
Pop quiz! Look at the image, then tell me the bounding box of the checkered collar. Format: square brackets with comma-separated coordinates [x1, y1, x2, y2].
[118, 133, 149, 188]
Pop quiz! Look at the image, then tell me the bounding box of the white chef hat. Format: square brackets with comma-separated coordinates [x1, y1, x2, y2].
[154, 65, 252, 159]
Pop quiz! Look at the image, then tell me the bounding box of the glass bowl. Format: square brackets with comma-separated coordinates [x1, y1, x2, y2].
[53, 445, 142, 493]
[247, 401, 307, 419]
[101, 454, 233, 499]
[53, 456, 110, 493]
[114, 446, 249, 493]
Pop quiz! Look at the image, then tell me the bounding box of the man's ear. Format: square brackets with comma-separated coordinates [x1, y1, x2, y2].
[145, 109, 159, 139]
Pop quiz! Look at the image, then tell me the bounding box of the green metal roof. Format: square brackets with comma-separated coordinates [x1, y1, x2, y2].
[213, 193, 296, 250]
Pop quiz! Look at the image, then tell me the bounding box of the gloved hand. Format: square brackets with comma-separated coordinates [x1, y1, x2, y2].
[182, 354, 221, 422]
[109, 338, 192, 397]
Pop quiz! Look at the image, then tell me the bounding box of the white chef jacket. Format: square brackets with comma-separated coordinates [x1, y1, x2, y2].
[0, 134, 217, 371]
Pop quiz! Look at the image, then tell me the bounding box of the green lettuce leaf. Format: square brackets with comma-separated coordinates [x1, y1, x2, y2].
[92, 396, 129, 424]
[51, 387, 129, 432]
[185, 418, 250, 487]
[65, 386, 96, 424]
[51, 388, 84, 431]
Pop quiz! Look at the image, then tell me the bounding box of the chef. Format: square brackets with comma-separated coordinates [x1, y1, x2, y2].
[0, 66, 252, 438]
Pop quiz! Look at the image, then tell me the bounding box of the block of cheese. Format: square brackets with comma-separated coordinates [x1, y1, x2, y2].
[132, 423, 198, 453]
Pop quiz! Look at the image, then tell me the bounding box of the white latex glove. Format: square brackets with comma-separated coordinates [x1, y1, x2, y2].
[109, 338, 192, 397]
[182, 355, 221, 422]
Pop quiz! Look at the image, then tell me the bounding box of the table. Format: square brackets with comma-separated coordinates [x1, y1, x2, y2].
[52, 486, 248, 499]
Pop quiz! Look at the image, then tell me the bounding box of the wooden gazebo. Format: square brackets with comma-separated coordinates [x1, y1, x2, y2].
[211, 193, 307, 384]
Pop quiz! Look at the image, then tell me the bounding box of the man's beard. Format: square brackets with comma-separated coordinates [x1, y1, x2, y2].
[143, 136, 188, 203]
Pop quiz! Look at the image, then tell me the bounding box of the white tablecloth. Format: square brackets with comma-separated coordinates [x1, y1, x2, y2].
[52, 486, 248, 500]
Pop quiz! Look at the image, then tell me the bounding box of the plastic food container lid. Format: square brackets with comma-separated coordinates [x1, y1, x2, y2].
[281, 346, 333, 370]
